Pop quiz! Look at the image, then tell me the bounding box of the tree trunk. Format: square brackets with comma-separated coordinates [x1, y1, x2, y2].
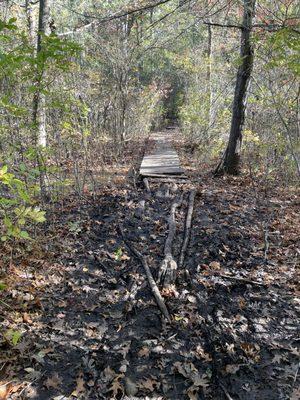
[206, 20, 214, 127]
[32, 0, 51, 199]
[33, 0, 51, 148]
[25, 0, 35, 44]
[215, 0, 256, 175]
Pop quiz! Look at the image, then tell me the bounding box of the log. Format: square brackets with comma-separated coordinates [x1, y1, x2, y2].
[157, 195, 183, 287]
[178, 189, 196, 269]
[118, 226, 171, 322]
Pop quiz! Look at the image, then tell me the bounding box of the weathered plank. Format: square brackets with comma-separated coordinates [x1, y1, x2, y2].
[140, 131, 185, 177]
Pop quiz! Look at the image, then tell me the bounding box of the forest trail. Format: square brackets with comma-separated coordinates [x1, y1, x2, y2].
[140, 129, 185, 178]
[1, 133, 299, 400]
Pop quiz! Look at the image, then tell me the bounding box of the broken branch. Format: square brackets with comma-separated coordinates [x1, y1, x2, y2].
[118, 225, 171, 322]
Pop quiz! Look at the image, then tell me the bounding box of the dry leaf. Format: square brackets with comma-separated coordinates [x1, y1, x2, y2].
[195, 346, 212, 362]
[138, 347, 150, 358]
[0, 382, 10, 400]
[71, 372, 85, 397]
[209, 261, 221, 270]
[44, 373, 62, 390]
[22, 313, 32, 324]
[225, 364, 241, 374]
[139, 377, 158, 392]
[109, 375, 124, 397]
[291, 387, 300, 400]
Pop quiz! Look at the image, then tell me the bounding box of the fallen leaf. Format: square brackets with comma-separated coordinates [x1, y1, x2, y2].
[44, 373, 62, 390]
[291, 387, 300, 400]
[71, 372, 85, 397]
[0, 382, 10, 400]
[109, 375, 124, 397]
[22, 313, 32, 324]
[139, 377, 159, 392]
[209, 261, 221, 270]
[225, 364, 241, 374]
[138, 347, 150, 358]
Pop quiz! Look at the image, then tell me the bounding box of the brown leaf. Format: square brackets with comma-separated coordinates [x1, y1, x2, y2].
[71, 372, 85, 397]
[291, 387, 300, 400]
[224, 364, 241, 374]
[0, 383, 10, 400]
[138, 347, 150, 358]
[44, 373, 62, 390]
[139, 377, 159, 392]
[109, 375, 124, 397]
[22, 313, 32, 324]
[209, 261, 221, 270]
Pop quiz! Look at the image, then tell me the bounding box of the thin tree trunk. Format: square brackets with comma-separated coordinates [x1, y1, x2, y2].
[207, 20, 213, 126]
[33, 0, 51, 198]
[33, 0, 51, 148]
[215, 0, 256, 175]
[25, 0, 35, 44]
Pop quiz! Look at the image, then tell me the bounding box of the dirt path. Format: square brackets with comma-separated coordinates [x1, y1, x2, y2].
[1, 132, 299, 399]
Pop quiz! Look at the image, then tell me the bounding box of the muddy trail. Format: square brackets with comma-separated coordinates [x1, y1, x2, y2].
[0, 137, 299, 399]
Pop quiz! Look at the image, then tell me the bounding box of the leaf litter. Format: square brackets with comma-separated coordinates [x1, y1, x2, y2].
[0, 160, 299, 399]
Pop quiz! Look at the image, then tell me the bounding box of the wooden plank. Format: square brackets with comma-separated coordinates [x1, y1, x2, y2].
[140, 131, 185, 178]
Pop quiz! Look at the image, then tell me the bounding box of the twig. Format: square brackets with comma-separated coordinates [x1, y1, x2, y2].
[219, 274, 265, 286]
[0, 299, 14, 310]
[118, 225, 171, 322]
[179, 189, 196, 269]
[293, 362, 299, 384]
[220, 383, 235, 400]
[143, 178, 151, 193]
[263, 221, 269, 263]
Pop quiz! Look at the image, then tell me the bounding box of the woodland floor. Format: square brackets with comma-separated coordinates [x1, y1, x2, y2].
[0, 133, 299, 400]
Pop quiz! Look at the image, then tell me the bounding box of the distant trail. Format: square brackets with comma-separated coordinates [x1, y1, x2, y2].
[140, 129, 186, 178]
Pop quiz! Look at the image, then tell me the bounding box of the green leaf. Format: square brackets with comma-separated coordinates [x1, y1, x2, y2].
[0, 282, 7, 291]
[4, 329, 22, 346]
[20, 230, 31, 240]
[11, 330, 22, 346]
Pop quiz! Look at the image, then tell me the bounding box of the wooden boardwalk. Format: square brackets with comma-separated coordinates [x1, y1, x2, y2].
[140, 130, 185, 178]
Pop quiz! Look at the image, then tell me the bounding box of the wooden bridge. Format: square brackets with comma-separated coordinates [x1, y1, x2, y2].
[140, 130, 186, 179]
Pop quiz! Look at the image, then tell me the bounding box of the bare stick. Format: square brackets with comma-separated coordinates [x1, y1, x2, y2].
[179, 189, 196, 269]
[220, 383, 235, 400]
[118, 226, 171, 322]
[219, 274, 265, 286]
[263, 222, 269, 262]
[143, 178, 151, 193]
[158, 195, 183, 287]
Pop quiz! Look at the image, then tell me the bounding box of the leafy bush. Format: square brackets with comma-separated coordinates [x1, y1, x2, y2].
[0, 165, 46, 242]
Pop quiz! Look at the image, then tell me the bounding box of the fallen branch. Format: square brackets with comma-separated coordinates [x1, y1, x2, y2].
[263, 222, 269, 263]
[143, 178, 151, 193]
[178, 189, 196, 269]
[118, 226, 171, 322]
[157, 195, 183, 287]
[219, 274, 265, 286]
[220, 383, 235, 400]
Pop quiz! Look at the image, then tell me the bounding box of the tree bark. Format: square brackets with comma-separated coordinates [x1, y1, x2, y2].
[215, 0, 256, 175]
[25, 0, 35, 44]
[206, 20, 213, 127]
[33, 0, 51, 148]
